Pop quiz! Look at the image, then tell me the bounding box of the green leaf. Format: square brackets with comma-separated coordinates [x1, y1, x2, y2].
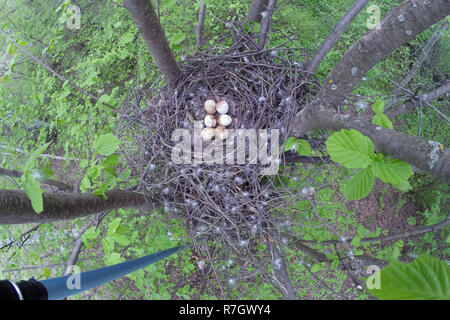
[86, 165, 101, 179]
[369, 255, 450, 300]
[172, 33, 186, 45]
[24, 142, 51, 172]
[326, 129, 374, 168]
[111, 233, 130, 246]
[343, 167, 374, 200]
[102, 154, 119, 168]
[32, 168, 54, 181]
[93, 183, 109, 196]
[394, 180, 413, 193]
[108, 218, 122, 234]
[24, 177, 44, 213]
[371, 100, 385, 114]
[311, 263, 322, 273]
[94, 133, 121, 156]
[351, 236, 361, 247]
[372, 114, 393, 130]
[296, 139, 312, 156]
[43, 268, 51, 278]
[372, 159, 413, 185]
[284, 137, 297, 151]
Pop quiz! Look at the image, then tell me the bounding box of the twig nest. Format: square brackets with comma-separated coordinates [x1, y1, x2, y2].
[201, 127, 215, 141]
[215, 125, 229, 140]
[217, 114, 232, 127]
[216, 100, 229, 114]
[204, 114, 217, 127]
[204, 99, 216, 114]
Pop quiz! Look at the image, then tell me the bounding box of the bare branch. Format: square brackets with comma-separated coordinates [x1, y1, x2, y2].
[257, 0, 277, 49]
[0, 167, 73, 192]
[0, 27, 100, 103]
[299, 212, 450, 246]
[306, 0, 370, 76]
[196, 0, 206, 50]
[398, 19, 448, 89]
[316, 0, 450, 109]
[386, 81, 450, 120]
[267, 240, 296, 300]
[63, 213, 107, 275]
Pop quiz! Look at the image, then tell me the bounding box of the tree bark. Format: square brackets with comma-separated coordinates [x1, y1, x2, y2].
[0, 189, 154, 225]
[247, 0, 270, 22]
[306, 0, 370, 76]
[257, 0, 276, 49]
[315, 0, 450, 109]
[295, 106, 450, 183]
[123, 0, 180, 87]
[292, 0, 450, 183]
[195, 1, 206, 50]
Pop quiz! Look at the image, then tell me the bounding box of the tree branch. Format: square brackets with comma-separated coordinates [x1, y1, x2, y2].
[295, 106, 450, 183]
[398, 19, 448, 89]
[306, 0, 370, 76]
[267, 240, 296, 300]
[0, 167, 73, 191]
[298, 212, 450, 246]
[0, 27, 100, 103]
[0, 189, 157, 225]
[247, 0, 269, 23]
[316, 0, 450, 109]
[123, 0, 180, 87]
[386, 81, 450, 119]
[196, 1, 206, 50]
[292, 1, 450, 183]
[257, 0, 276, 49]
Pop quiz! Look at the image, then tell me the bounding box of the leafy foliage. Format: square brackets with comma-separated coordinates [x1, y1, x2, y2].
[326, 130, 413, 200]
[369, 255, 450, 300]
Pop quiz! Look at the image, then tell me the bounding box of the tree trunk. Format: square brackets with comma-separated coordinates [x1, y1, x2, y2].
[0, 189, 154, 225]
[292, 0, 450, 183]
[123, 0, 180, 87]
[247, 0, 269, 22]
[305, 0, 370, 76]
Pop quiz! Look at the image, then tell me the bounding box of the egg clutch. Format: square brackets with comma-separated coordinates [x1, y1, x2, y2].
[200, 99, 233, 142]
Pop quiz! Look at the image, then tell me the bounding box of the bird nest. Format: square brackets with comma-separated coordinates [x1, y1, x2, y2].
[119, 26, 319, 268]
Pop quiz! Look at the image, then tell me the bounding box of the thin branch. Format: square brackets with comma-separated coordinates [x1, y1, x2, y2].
[298, 212, 450, 246]
[386, 81, 450, 121]
[305, 0, 370, 76]
[0, 27, 100, 103]
[63, 212, 107, 275]
[0, 144, 78, 162]
[195, 0, 206, 50]
[398, 19, 448, 89]
[267, 240, 296, 300]
[0, 167, 73, 191]
[257, 0, 277, 50]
